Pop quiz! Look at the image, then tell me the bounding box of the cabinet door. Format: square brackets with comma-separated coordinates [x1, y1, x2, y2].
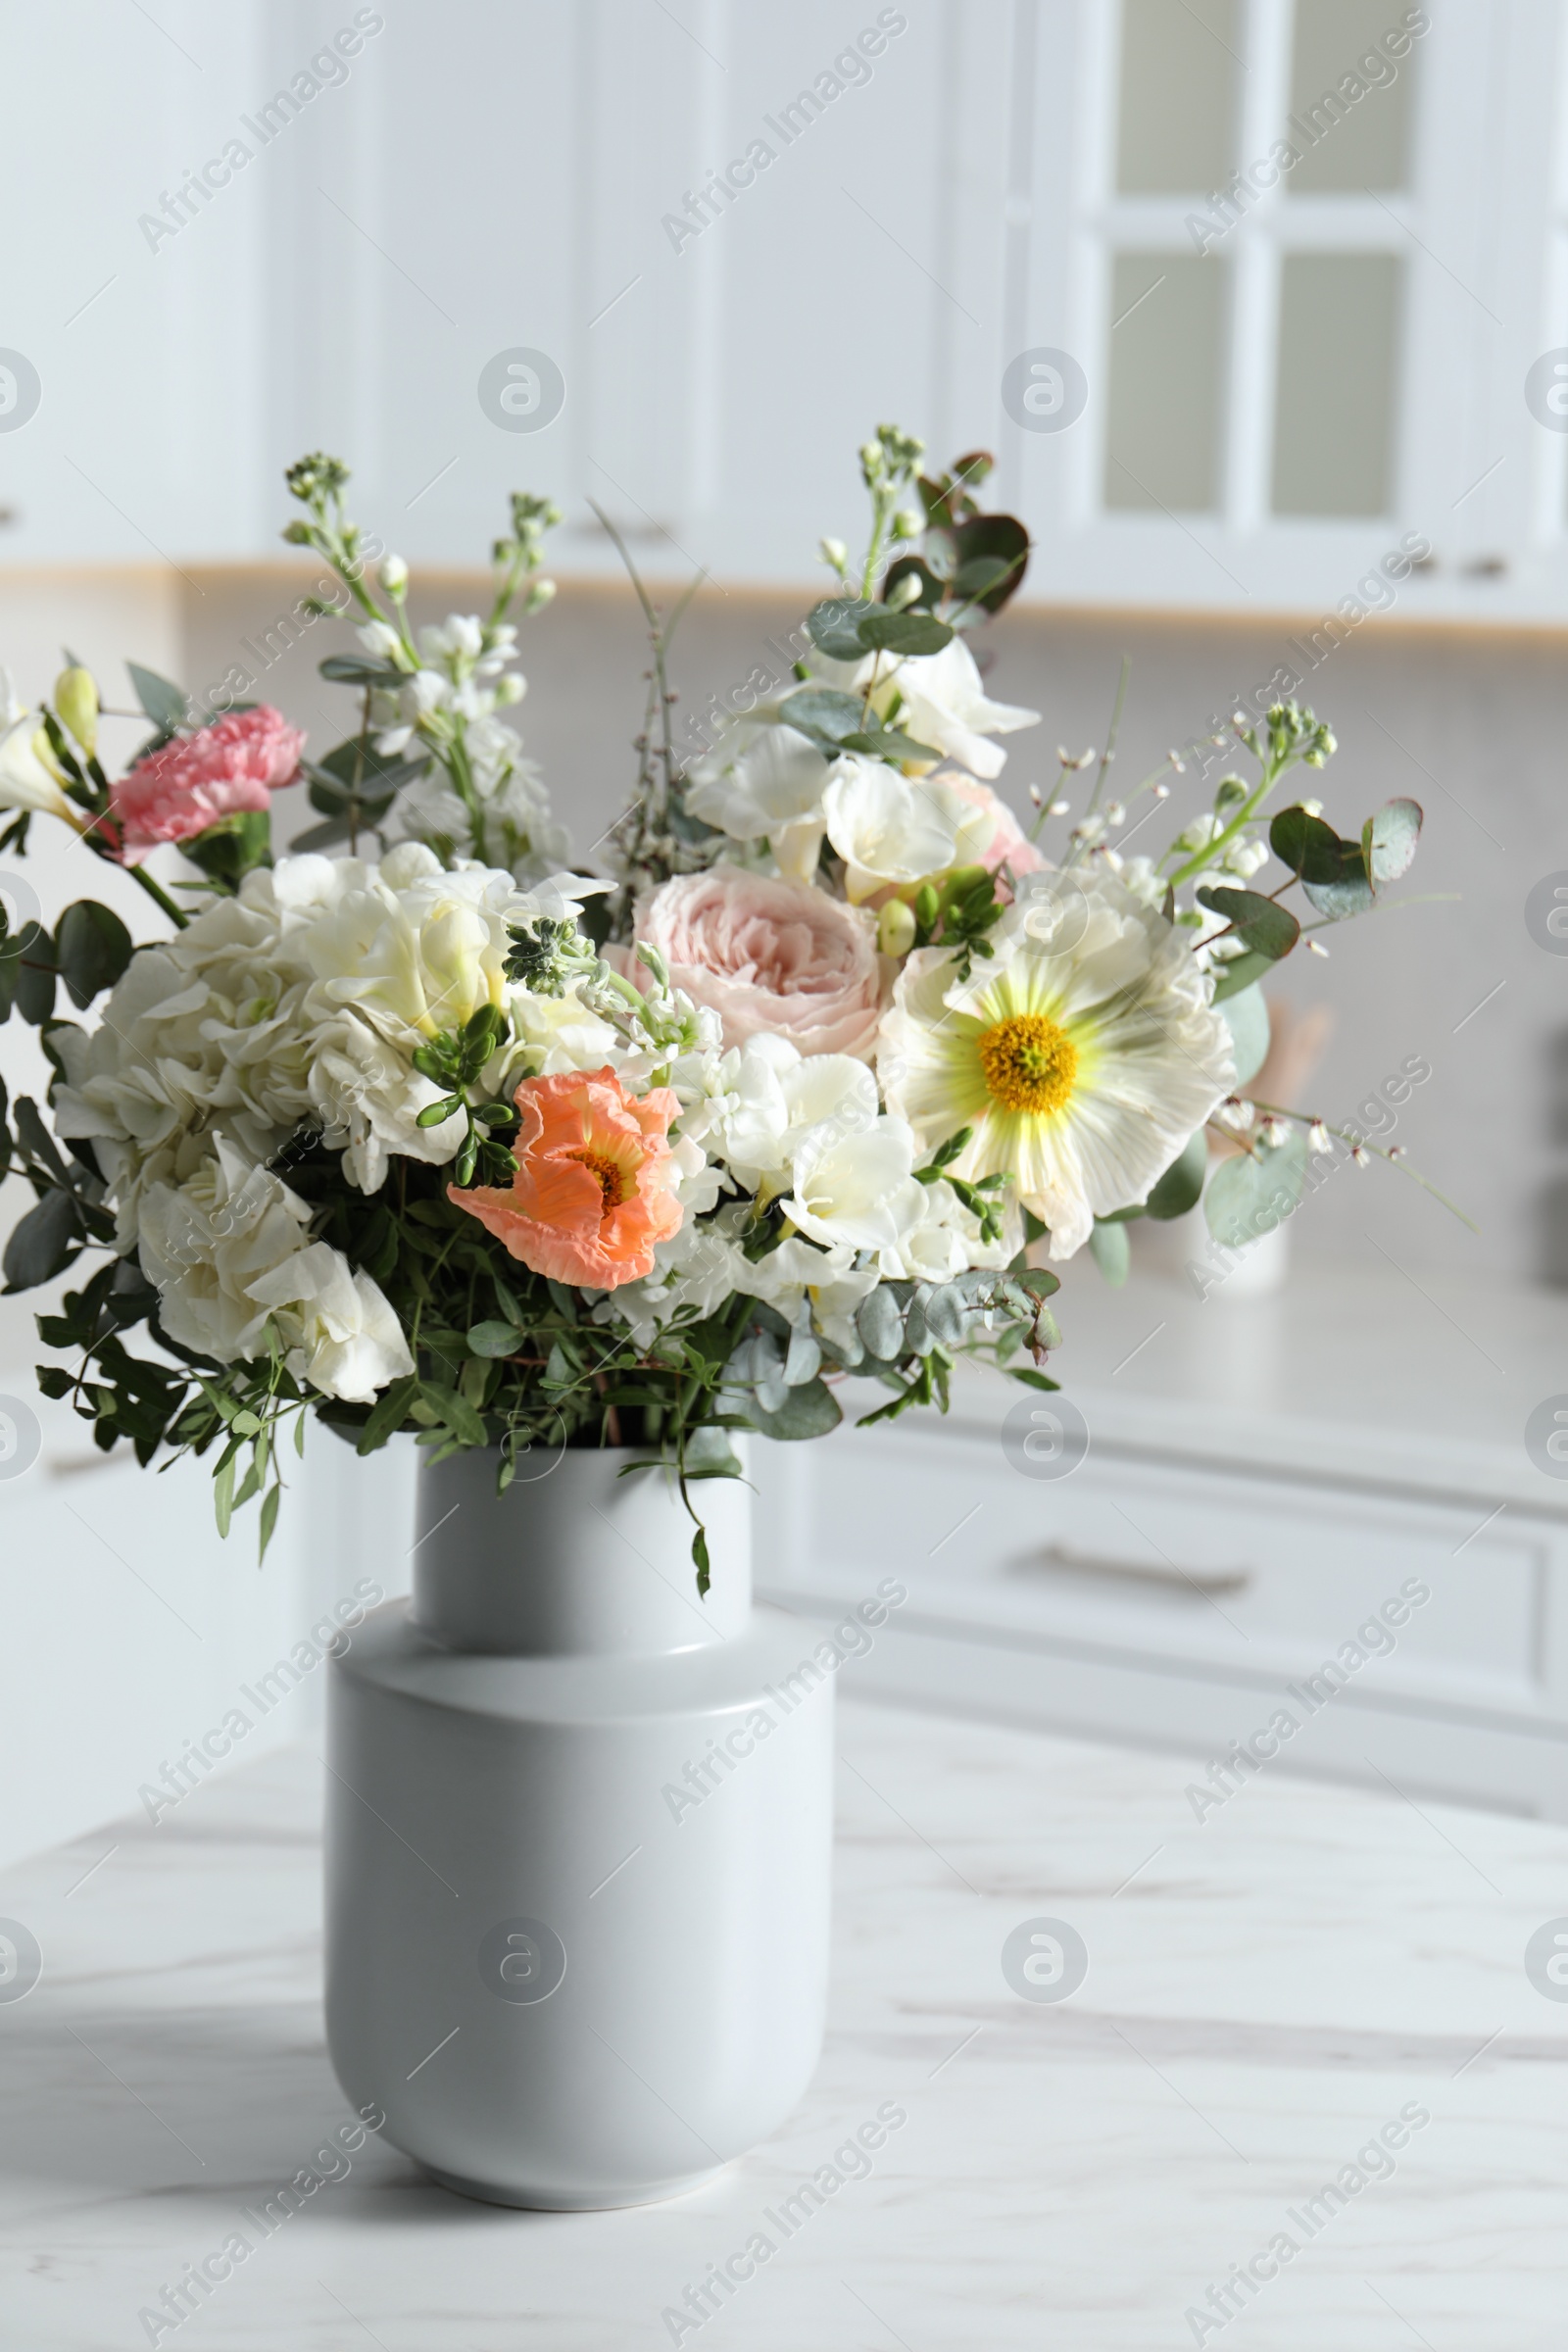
[0, 2, 270, 564]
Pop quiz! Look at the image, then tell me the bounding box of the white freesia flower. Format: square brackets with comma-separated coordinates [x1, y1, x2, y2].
[807, 634, 1040, 781]
[879, 868, 1235, 1260]
[730, 1234, 878, 1356]
[877, 1175, 1016, 1283]
[0, 707, 75, 821]
[683, 719, 831, 880]
[822, 755, 990, 901]
[782, 1114, 927, 1252]
[883, 636, 1039, 780]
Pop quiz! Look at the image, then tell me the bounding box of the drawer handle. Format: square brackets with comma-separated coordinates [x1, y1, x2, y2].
[1020, 1543, 1253, 1597]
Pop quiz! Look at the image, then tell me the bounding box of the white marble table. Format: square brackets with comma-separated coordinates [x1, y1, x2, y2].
[3, 1693, 1567, 2351]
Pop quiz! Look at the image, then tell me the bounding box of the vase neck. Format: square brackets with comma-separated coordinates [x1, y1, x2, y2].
[410, 1446, 753, 1657]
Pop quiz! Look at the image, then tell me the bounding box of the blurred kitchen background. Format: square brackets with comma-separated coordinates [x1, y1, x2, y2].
[3, 0, 1566, 1866]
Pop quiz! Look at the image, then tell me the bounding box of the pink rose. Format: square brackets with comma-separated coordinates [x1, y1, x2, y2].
[635, 868, 883, 1057]
[111, 706, 305, 864]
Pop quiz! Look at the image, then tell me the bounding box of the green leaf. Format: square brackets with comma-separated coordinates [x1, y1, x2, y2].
[1196, 886, 1299, 963]
[879, 555, 944, 612]
[419, 1381, 487, 1446]
[776, 686, 865, 743]
[1010, 1366, 1061, 1393]
[126, 662, 189, 734]
[938, 513, 1030, 612]
[1361, 797, 1422, 893]
[13, 923, 56, 1026]
[857, 610, 954, 658]
[13, 1096, 72, 1187]
[1144, 1130, 1208, 1221]
[745, 1377, 843, 1441]
[1210, 951, 1277, 1001]
[2, 1187, 78, 1290]
[54, 901, 132, 1010]
[806, 597, 877, 662]
[318, 654, 405, 685]
[466, 1318, 524, 1358]
[951, 555, 1016, 601]
[839, 727, 928, 761]
[856, 1286, 905, 1361]
[1300, 842, 1373, 922]
[356, 1374, 416, 1455]
[258, 1481, 281, 1564]
[288, 815, 358, 853]
[313, 735, 423, 791]
[1219, 982, 1270, 1088]
[1268, 804, 1344, 883]
[691, 1523, 710, 1598]
[181, 809, 272, 893]
[1203, 1128, 1308, 1250]
[214, 1448, 236, 1540]
[1089, 1220, 1131, 1285]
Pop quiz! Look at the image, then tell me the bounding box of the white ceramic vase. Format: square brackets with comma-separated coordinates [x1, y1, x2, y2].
[324, 1442, 834, 2209]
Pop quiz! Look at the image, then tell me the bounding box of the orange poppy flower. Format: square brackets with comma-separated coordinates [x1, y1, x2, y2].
[448, 1066, 684, 1290]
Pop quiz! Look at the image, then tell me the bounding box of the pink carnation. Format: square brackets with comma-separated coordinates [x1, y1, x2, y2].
[635, 868, 883, 1058]
[111, 706, 305, 864]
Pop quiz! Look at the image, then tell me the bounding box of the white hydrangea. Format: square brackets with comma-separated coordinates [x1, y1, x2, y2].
[53, 845, 596, 1215]
[136, 1139, 412, 1402]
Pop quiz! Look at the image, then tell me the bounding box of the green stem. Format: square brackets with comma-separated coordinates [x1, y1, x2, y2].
[1165, 755, 1293, 889]
[128, 863, 190, 930]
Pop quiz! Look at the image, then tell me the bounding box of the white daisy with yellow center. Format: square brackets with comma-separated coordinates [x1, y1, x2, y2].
[878, 870, 1236, 1260]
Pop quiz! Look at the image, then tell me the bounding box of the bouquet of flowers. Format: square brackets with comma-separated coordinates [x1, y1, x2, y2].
[0, 429, 1444, 1584]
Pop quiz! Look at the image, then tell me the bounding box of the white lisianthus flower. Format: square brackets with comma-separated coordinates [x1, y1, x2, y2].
[878, 869, 1235, 1260]
[822, 756, 991, 901]
[684, 719, 831, 882]
[137, 1141, 317, 1364]
[248, 1239, 415, 1402]
[135, 1141, 413, 1401]
[782, 1114, 927, 1252]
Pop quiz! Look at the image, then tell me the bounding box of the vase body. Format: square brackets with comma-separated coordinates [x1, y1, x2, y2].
[323, 1444, 834, 2209]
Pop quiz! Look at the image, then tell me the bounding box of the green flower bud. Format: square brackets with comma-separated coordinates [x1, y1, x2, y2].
[877, 898, 917, 957]
[54, 666, 98, 757]
[380, 554, 408, 596]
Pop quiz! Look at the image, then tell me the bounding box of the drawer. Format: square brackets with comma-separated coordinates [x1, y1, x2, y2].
[753, 1401, 1564, 1725]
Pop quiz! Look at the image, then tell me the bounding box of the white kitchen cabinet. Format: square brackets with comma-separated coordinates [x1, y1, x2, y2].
[753, 1261, 1568, 1816]
[4, 1, 1567, 620]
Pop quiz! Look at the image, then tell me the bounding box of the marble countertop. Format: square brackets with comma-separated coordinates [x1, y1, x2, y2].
[3, 1692, 1567, 2351]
